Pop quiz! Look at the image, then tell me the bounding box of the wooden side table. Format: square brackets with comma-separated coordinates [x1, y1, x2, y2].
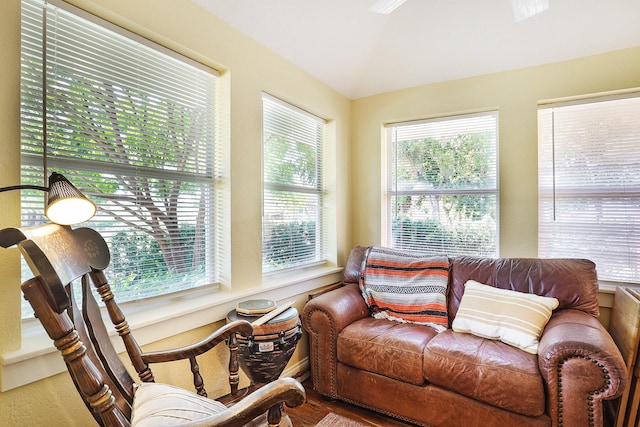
[227, 307, 302, 385]
[226, 307, 302, 426]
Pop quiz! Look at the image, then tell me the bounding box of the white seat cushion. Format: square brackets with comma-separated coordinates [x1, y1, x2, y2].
[131, 382, 227, 427]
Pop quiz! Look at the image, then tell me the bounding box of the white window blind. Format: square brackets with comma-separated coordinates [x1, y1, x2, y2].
[538, 93, 640, 284]
[385, 111, 499, 256]
[20, 0, 222, 311]
[262, 94, 326, 273]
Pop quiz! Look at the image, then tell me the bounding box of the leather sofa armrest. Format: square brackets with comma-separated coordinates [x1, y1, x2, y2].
[301, 283, 369, 397]
[538, 309, 627, 427]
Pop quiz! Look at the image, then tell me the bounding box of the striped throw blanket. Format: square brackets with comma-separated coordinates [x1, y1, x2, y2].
[359, 246, 450, 332]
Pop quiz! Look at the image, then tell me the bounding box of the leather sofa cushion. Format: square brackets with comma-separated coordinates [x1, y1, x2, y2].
[337, 317, 438, 385]
[343, 245, 368, 284]
[448, 257, 600, 321]
[423, 330, 545, 417]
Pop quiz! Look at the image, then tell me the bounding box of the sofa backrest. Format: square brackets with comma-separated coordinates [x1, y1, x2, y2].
[344, 245, 368, 284]
[448, 256, 600, 321]
[343, 247, 601, 324]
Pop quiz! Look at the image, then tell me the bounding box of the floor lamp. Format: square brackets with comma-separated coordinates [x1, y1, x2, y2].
[2, 8, 96, 227]
[0, 172, 96, 225]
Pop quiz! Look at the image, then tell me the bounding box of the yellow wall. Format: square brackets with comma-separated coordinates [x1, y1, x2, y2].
[0, 0, 23, 356]
[352, 46, 640, 255]
[2, 0, 640, 425]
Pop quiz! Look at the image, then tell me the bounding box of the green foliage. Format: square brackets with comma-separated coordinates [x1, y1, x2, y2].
[392, 218, 451, 251]
[40, 66, 212, 283]
[20, 11, 215, 315]
[392, 218, 496, 257]
[107, 223, 206, 299]
[262, 112, 322, 271]
[263, 221, 317, 270]
[396, 133, 492, 189]
[111, 231, 167, 280]
[264, 134, 317, 187]
[392, 130, 497, 255]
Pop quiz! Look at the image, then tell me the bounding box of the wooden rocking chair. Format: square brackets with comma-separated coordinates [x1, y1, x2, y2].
[0, 224, 305, 426]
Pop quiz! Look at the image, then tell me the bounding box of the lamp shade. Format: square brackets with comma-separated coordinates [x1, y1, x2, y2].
[45, 172, 96, 225]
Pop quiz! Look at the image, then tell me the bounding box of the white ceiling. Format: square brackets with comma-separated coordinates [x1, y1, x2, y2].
[191, 0, 640, 99]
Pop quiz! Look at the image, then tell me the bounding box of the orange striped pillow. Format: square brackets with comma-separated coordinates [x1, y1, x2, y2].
[452, 280, 559, 354]
[359, 246, 450, 332]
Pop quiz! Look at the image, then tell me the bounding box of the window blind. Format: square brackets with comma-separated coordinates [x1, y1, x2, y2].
[262, 94, 326, 273]
[385, 111, 499, 256]
[538, 93, 640, 284]
[20, 0, 221, 309]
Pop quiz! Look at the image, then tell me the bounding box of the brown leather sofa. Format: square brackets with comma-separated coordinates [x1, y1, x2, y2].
[301, 246, 627, 427]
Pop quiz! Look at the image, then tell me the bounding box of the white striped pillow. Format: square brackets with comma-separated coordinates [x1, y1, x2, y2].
[452, 280, 559, 354]
[131, 382, 226, 426]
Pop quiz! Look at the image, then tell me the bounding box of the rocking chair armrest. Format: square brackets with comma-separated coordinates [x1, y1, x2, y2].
[178, 377, 306, 427]
[141, 320, 253, 364]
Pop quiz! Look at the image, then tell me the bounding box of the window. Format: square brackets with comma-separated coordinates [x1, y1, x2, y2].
[538, 93, 640, 284]
[20, 0, 222, 312]
[384, 111, 499, 256]
[262, 94, 326, 273]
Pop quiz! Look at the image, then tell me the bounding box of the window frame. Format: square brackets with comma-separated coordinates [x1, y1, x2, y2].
[383, 110, 500, 257]
[261, 93, 328, 274]
[20, 0, 222, 314]
[538, 90, 640, 285]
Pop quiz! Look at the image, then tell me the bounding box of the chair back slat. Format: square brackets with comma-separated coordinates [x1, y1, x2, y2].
[89, 270, 155, 383]
[69, 278, 135, 416]
[80, 277, 137, 402]
[21, 276, 129, 426]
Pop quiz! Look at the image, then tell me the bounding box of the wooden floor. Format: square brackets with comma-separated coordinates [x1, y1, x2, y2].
[258, 377, 623, 427]
[285, 378, 621, 427]
[284, 378, 416, 427]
